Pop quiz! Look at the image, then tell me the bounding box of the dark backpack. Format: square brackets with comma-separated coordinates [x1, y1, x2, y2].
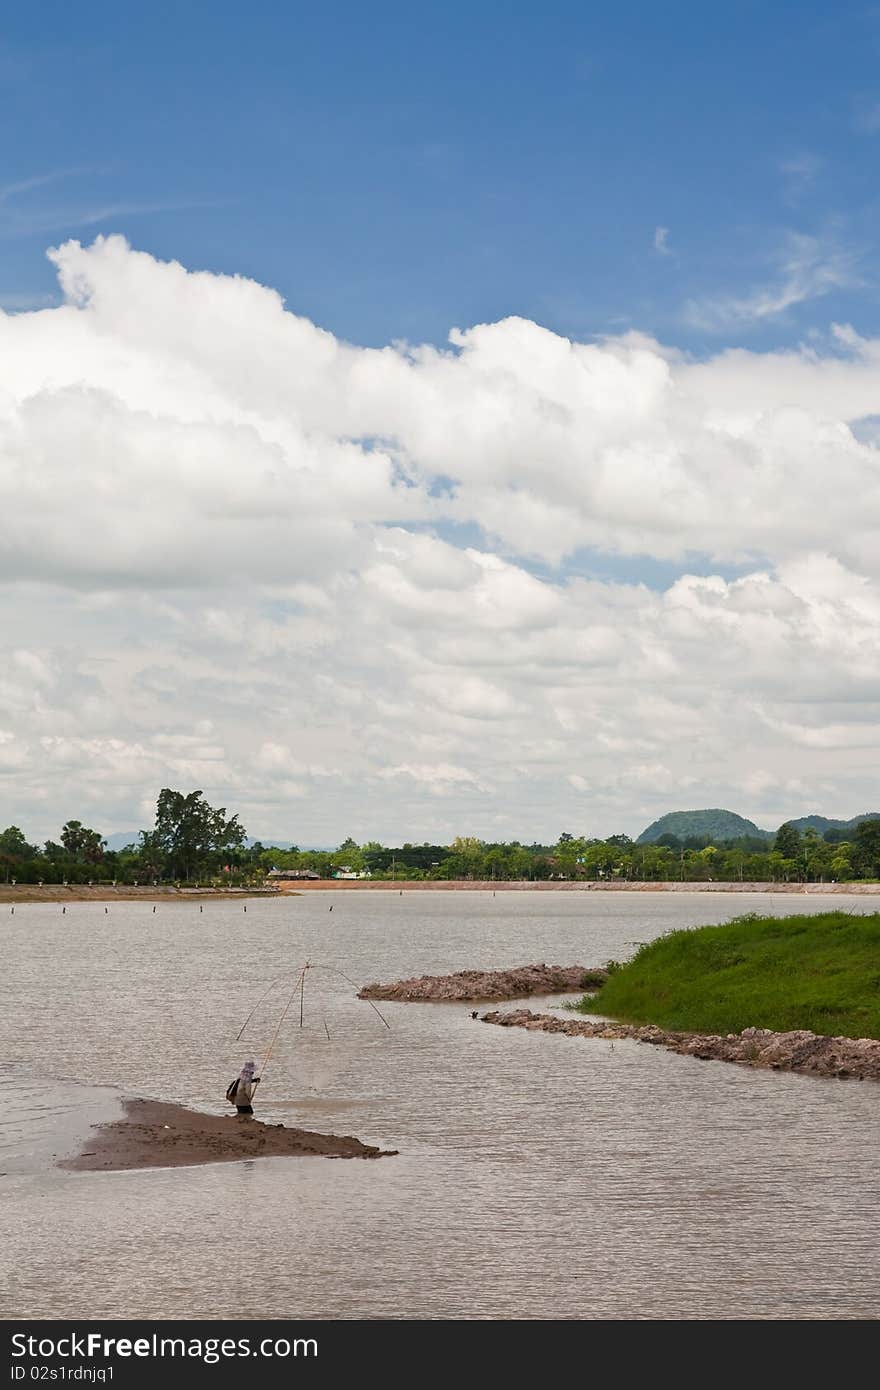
[225, 1078, 240, 1104]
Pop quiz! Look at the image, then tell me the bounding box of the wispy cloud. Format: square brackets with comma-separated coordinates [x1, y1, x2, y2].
[0, 197, 228, 240]
[0, 166, 224, 239]
[683, 232, 862, 332]
[653, 225, 671, 256]
[0, 165, 112, 204]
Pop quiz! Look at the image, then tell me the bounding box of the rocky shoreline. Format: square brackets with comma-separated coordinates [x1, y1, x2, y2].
[482, 1009, 880, 1081]
[359, 963, 606, 1001]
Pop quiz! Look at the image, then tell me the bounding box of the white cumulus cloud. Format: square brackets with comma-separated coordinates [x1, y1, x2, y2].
[2, 236, 880, 840]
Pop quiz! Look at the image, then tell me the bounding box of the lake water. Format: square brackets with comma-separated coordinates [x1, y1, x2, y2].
[3, 890, 879, 1320]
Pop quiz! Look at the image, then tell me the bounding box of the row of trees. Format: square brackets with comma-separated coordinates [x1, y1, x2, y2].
[0, 790, 248, 885]
[260, 821, 880, 883]
[3, 796, 880, 885]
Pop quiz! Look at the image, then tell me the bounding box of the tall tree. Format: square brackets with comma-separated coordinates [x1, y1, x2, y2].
[151, 789, 246, 880]
[853, 819, 880, 878]
[773, 822, 802, 860]
[0, 825, 38, 882]
[60, 820, 106, 864]
[0, 826, 37, 859]
[801, 826, 820, 880]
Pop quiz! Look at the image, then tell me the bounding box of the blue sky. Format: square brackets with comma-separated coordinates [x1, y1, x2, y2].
[4, 0, 880, 349]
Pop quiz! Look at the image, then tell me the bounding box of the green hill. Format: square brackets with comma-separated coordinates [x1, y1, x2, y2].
[786, 813, 880, 835]
[636, 809, 768, 845]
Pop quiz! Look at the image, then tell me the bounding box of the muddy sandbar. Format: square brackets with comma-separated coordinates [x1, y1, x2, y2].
[60, 1097, 396, 1171]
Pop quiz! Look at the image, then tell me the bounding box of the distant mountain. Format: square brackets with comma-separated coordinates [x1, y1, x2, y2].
[104, 831, 144, 851]
[637, 809, 770, 845]
[785, 813, 880, 834]
[637, 808, 880, 847]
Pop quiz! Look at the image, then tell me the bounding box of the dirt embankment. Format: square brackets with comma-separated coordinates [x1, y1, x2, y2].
[482, 1009, 880, 1082]
[60, 1097, 396, 1171]
[0, 885, 281, 904]
[276, 879, 880, 893]
[359, 963, 606, 1002]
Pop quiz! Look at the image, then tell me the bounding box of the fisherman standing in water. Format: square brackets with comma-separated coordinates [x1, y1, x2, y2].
[227, 1060, 259, 1116]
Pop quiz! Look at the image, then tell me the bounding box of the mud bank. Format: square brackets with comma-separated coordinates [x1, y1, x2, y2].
[60, 1098, 397, 1171]
[279, 879, 880, 893]
[482, 1009, 880, 1082]
[359, 963, 606, 1001]
[0, 885, 279, 904]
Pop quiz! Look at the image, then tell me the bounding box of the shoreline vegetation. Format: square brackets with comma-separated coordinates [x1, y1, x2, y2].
[576, 912, 880, 1041]
[469, 912, 880, 1080]
[61, 1098, 397, 1171]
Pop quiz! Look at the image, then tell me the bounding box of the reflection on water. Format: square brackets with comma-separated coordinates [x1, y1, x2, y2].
[2, 891, 879, 1319]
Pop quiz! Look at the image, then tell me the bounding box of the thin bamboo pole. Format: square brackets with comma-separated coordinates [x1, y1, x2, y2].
[236, 973, 288, 1042]
[260, 962, 309, 1079]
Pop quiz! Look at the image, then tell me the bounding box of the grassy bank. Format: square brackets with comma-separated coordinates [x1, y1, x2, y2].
[577, 911, 880, 1040]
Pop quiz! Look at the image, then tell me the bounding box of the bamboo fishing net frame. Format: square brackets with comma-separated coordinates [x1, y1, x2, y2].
[235, 962, 391, 1089]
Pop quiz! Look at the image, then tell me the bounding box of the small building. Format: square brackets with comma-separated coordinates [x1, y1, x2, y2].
[267, 868, 322, 881]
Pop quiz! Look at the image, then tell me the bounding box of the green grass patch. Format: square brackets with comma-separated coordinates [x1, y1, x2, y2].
[576, 912, 880, 1039]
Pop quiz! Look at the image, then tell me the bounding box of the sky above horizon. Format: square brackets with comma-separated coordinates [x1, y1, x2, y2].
[4, 2, 880, 844]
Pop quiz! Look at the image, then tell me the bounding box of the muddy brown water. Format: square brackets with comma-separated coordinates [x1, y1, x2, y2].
[2, 891, 879, 1320]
